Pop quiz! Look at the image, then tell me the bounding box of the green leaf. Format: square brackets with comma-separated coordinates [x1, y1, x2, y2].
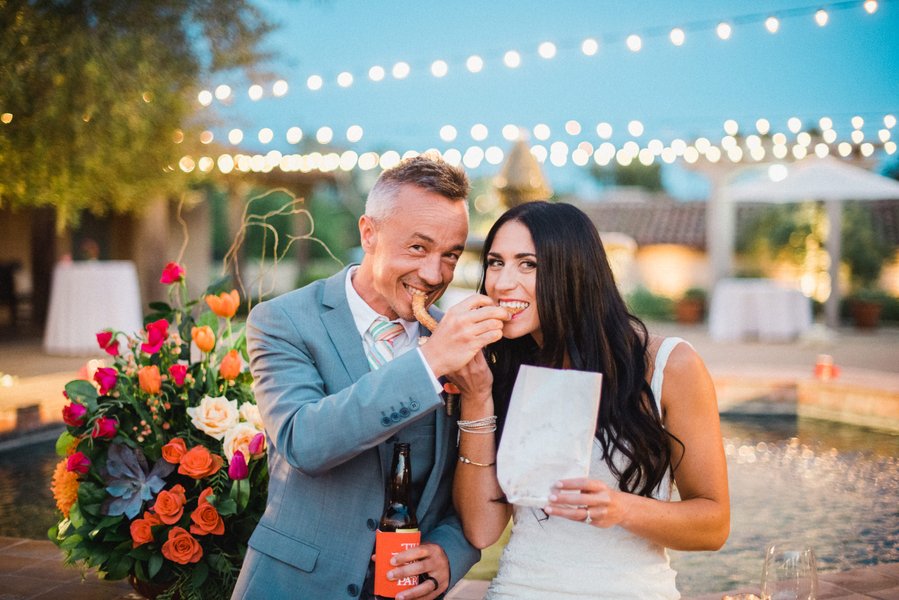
[55, 431, 77, 456]
[106, 555, 132, 580]
[132, 559, 148, 581]
[149, 553, 164, 578]
[215, 497, 237, 517]
[191, 560, 209, 588]
[60, 533, 83, 549]
[196, 309, 219, 332]
[203, 275, 232, 296]
[148, 301, 172, 312]
[129, 546, 152, 561]
[208, 551, 232, 575]
[65, 380, 99, 412]
[96, 515, 124, 530]
[47, 523, 59, 542]
[69, 503, 85, 529]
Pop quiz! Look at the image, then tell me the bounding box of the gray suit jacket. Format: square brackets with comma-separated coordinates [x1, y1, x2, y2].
[231, 266, 480, 599]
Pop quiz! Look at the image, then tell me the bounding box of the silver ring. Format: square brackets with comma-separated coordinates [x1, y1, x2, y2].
[584, 507, 593, 525]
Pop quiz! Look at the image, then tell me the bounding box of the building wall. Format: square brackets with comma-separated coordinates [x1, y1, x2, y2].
[635, 244, 709, 298]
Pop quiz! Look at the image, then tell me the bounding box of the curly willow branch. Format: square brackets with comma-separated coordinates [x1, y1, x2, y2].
[223, 188, 344, 311]
[174, 195, 190, 266]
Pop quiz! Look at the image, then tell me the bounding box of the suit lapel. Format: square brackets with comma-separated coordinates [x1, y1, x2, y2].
[320, 266, 370, 382]
[320, 267, 394, 484]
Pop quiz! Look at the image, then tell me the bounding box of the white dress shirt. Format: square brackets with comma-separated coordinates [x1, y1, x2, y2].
[345, 267, 443, 394]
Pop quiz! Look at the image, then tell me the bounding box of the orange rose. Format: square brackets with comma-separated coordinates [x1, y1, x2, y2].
[153, 484, 187, 525]
[177, 445, 223, 479]
[161, 438, 187, 464]
[138, 365, 162, 395]
[205, 289, 240, 319]
[130, 511, 162, 547]
[161, 526, 203, 565]
[219, 349, 242, 381]
[191, 326, 215, 353]
[190, 487, 225, 536]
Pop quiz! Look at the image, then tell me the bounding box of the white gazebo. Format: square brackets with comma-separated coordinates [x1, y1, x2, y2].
[724, 155, 899, 328]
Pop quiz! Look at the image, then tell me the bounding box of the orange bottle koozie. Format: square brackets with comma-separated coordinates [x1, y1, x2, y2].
[374, 529, 421, 597]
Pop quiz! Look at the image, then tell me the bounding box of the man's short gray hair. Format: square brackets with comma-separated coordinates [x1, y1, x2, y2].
[365, 153, 470, 221]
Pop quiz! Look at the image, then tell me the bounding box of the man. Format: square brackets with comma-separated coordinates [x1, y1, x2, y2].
[232, 154, 509, 599]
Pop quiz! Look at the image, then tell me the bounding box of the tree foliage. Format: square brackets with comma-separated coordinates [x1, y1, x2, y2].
[737, 202, 894, 289]
[0, 0, 273, 225]
[589, 161, 663, 192]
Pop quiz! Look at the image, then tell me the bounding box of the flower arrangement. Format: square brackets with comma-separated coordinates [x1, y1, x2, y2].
[50, 262, 267, 600]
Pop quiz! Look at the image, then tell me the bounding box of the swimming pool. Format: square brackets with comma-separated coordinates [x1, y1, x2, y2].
[670, 415, 898, 595]
[1, 415, 896, 596]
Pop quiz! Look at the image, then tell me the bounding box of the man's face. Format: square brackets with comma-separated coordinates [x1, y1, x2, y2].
[355, 184, 469, 320]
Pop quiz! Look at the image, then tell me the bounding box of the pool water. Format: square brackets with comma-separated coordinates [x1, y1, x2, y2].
[1, 416, 896, 596]
[669, 415, 899, 595]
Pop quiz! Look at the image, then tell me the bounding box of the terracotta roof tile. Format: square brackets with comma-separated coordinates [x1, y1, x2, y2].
[575, 199, 899, 249]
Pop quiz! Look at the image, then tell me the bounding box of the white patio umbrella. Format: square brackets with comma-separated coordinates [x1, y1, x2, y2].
[726, 155, 899, 328]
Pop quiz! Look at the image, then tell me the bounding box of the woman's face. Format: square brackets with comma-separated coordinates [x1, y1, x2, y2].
[485, 220, 542, 346]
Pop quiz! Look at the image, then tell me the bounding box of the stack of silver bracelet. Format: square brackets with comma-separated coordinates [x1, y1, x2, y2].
[456, 415, 497, 445]
[457, 415, 497, 434]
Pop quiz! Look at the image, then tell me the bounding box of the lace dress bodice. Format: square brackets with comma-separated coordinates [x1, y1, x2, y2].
[485, 338, 687, 600]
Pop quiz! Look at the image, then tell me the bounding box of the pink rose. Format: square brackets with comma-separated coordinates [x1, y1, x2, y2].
[95, 331, 119, 356]
[168, 364, 188, 386]
[62, 403, 87, 427]
[248, 432, 266, 459]
[228, 450, 248, 480]
[66, 451, 90, 474]
[141, 319, 169, 354]
[160, 262, 185, 285]
[92, 416, 118, 439]
[93, 367, 118, 395]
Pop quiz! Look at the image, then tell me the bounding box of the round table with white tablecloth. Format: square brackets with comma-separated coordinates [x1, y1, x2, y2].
[708, 278, 813, 342]
[43, 260, 144, 356]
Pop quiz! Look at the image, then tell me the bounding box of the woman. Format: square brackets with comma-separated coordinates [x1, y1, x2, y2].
[451, 202, 729, 599]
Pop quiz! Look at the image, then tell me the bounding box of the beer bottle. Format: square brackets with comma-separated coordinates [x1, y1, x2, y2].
[374, 442, 421, 598]
[380, 443, 418, 532]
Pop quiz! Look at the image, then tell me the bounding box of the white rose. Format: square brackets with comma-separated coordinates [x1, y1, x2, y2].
[239, 402, 263, 430]
[222, 422, 262, 461]
[84, 359, 106, 391]
[187, 395, 239, 440]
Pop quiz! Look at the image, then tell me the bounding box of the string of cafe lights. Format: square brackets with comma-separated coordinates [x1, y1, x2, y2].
[194, 0, 887, 107]
[196, 112, 897, 151]
[175, 112, 897, 176]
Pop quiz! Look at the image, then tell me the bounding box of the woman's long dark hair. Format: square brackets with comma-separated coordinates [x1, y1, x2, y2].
[481, 201, 679, 497]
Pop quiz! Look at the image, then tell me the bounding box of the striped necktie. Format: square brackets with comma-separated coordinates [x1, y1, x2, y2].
[366, 318, 406, 370]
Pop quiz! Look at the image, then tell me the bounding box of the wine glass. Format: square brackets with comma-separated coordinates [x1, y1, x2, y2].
[760, 542, 818, 600]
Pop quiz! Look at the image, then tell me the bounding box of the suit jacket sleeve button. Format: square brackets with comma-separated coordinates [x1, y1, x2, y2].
[367, 518, 377, 531]
[347, 583, 359, 596]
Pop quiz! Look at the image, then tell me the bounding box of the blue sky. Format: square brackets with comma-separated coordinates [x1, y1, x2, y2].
[203, 0, 899, 198]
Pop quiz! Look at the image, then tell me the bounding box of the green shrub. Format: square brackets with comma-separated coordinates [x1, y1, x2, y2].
[682, 287, 707, 302]
[626, 287, 674, 321]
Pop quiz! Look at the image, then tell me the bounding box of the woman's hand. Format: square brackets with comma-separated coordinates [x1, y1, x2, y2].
[446, 350, 493, 407]
[543, 478, 629, 528]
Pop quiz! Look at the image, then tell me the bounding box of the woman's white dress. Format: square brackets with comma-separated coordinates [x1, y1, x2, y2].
[485, 338, 686, 600]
